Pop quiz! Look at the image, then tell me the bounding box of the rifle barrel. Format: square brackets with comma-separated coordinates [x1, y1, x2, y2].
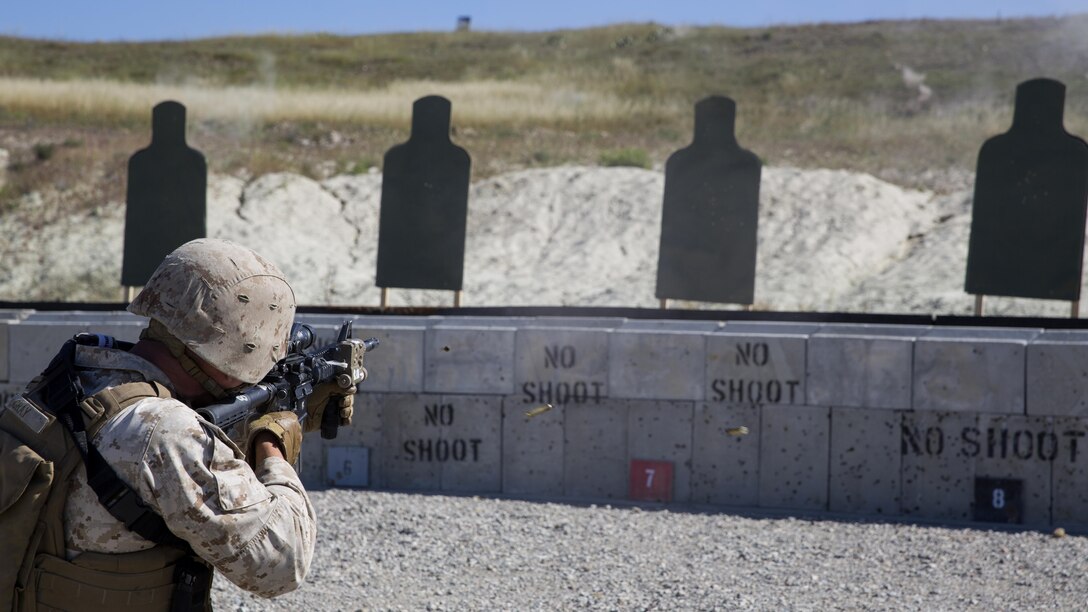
[195, 383, 276, 431]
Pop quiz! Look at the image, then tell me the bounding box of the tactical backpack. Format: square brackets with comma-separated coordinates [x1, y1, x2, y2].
[0, 334, 211, 612]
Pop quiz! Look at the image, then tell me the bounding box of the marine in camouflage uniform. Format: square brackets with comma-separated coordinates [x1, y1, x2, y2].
[2, 238, 354, 609]
[63, 342, 316, 596]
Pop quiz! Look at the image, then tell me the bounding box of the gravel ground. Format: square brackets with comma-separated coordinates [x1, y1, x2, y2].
[212, 490, 1088, 611]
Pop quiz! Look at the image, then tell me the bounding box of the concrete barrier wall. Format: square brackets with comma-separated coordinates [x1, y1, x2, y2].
[6, 310, 1088, 528]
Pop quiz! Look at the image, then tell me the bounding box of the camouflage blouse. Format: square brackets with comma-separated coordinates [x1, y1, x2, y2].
[63, 345, 317, 598]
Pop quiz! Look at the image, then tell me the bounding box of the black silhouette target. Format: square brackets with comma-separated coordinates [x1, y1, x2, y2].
[121, 101, 207, 287]
[656, 96, 761, 304]
[376, 96, 471, 291]
[965, 78, 1088, 301]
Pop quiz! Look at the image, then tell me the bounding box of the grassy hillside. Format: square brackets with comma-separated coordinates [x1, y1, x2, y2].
[1, 16, 1087, 213]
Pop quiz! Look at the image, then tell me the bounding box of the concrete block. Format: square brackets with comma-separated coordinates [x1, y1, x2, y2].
[524, 317, 626, 329]
[434, 317, 531, 328]
[326, 447, 370, 487]
[972, 413, 1054, 526]
[620, 320, 723, 332]
[502, 397, 564, 497]
[829, 408, 901, 515]
[424, 326, 516, 394]
[379, 393, 441, 490]
[296, 315, 434, 387]
[609, 330, 706, 401]
[310, 389, 387, 488]
[913, 327, 1038, 414]
[0, 309, 28, 381]
[902, 411, 1053, 524]
[0, 312, 30, 382]
[564, 401, 628, 499]
[353, 326, 425, 393]
[925, 326, 1042, 341]
[299, 435, 326, 489]
[1027, 330, 1088, 417]
[691, 403, 760, 506]
[817, 323, 928, 335]
[439, 395, 502, 493]
[515, 327, 609, 408]
[380, 393, 502, 493]
[721, 321, 822, 335]
[357, 315, 444, 328]
[807, 326, 922, 409]
[758, 404, 829, 511]
[900, 411, 976, 521]
[627, 400, 693, 503]
[348, 389, 387, 448]
[1051, 416, 1088, 528]
[706, 332, 807, 406]
[8, 321, 147, 384]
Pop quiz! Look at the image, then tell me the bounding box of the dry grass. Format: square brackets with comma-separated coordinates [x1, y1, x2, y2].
[0, 77, 666, 126]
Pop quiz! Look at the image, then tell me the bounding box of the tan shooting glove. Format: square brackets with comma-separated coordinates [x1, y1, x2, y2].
[244, 411, 302, 467]
[304, 382, 355, 433]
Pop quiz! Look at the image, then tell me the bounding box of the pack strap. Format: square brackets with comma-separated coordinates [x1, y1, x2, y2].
[98, 380, 172, 408]
[26, 336, 187, 549]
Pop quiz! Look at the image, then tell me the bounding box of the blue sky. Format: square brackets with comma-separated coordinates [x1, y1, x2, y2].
[5, 0, 1086, 41]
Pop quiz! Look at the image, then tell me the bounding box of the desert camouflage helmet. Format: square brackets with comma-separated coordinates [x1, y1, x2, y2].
[128, 238, 296, 384]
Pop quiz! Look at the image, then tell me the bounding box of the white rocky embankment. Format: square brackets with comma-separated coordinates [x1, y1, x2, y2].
[0, 165, 1080, 317]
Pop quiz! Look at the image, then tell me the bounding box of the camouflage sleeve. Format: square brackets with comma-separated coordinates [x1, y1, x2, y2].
[97, 397, 317, 598]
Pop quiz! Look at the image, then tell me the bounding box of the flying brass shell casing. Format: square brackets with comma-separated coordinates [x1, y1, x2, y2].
[525, 404, 554, 418]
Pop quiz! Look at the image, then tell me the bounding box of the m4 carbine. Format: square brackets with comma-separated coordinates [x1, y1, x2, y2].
[196, 320, 378, 439]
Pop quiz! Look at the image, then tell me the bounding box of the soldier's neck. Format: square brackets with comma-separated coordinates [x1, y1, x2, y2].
[130, 339, 213, 406]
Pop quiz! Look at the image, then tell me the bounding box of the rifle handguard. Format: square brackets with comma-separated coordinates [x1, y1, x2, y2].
[196, 322, 378, 442]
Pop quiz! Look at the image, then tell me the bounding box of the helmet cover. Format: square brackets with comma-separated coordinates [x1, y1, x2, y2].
[128, 238, 296, 383]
